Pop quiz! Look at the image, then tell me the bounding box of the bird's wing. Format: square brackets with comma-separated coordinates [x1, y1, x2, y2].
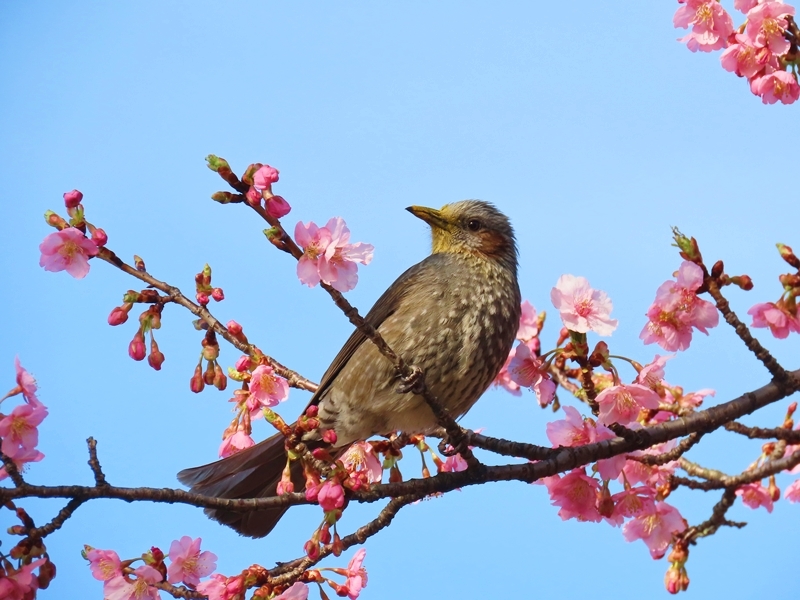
[308, 254, 440, 406]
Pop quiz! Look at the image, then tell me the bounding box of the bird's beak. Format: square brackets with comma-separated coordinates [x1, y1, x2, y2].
[406, 205, 450, 230]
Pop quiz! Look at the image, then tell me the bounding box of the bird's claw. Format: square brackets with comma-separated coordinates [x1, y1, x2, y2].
[395, 365, 425, 394]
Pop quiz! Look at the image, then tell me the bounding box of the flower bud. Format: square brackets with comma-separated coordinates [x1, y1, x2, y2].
[319, 523, 331, 545]
[134, 255, 146, 272]
[203, 361, 216, 385]
[205, 155, 230, 173]
[266, 195, 291, 219]
[305, 405, 319, 418]
[777, 243, 800, 269]
[196, 292, 209, 306]
[213, 363, 227, 391]
[37, 559, 57, 590]
[128, 331, 146, 361]
[212, 287, 224, 302]
[304, 539, 320, 561]
[253, 164, 279, 189]
[322, 429, 338, 444]
[242, 163, 262, 186]
[148, 339, 165, 371]
[211, 191, 236, 204]
[108, 303, 132, 326]
[91, 227, 108, 247]
[245, 186, 261, 207]
[63, 189, 84, 209]
[331, 531, 343, 557]
[711, 260, 724, 278]
[44, 210, 69, 230]
[190, 365, 205, 393]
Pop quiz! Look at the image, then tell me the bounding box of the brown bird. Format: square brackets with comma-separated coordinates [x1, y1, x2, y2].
[178, 200, 521, 537]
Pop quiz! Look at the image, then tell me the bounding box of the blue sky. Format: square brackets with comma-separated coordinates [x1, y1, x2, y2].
[2, 2, 799, 599]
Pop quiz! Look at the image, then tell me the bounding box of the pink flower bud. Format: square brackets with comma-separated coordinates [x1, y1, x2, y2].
[305, 405, 318, 417]
[317, 480, 345, 512]
[196, 292, 209, 306]
[319, 523, 331, 544]
[304, 539, 320, 561]
[322, 429, 338, 444]
[235, 355, 251, 372]
[203, 362, 216, 385]
[148, 339, 165, 371]
[266, 195, 291, 219]
[245, 186, 261, 208]
[63, 189, 84, 208]
[227, 320, 243, 335]
[276, 480, 295, 495]
[108, 304, 131, 326]
[190, 365, 205, 393]
[128, 331, 146, 361]
[211, 288, 224, 302]
[253, 165, 279, 189]
[91, 228, 108, 247]
[213, 364, 227, 391]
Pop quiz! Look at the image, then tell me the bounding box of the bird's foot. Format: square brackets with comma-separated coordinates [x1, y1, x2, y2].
[395, 365, 426, 395]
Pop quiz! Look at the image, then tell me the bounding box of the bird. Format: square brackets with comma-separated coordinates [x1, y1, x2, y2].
[178, 200, 522, 537]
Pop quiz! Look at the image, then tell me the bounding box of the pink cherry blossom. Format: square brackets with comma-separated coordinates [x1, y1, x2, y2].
[621, 441, 679, 488]
[640, 261, 718, 351]
[507, 341, 556, 406]
[344, 548, 368, 600]
[274, 582, 309, 600]
[546, 406, 594, 447]
[746, 1, 795, 55]
[543, 468, 602, 522]
[493, 348, 522, 396]
[721, 34, 773, 80]
[440, 452, 469, 473]
[218, 430, 255, 458]
[623, 501, 687, 559]
[784, 479, 800, 502]
[318, 480, 345, 512]
[516, 300, 539, 341]
[266, 195, 292, 219]
[87, 548, 123, 581]
[166, 536, 218, 587]
[550, 274, 618, 336]
[754, 70, 800, 104]
[63, 189, 84, 208]
[0, 558, 46, 600]
[747, 301, 800, 337]
[39, 227, 99, 279]
[340, 441, 383, 485]
[253, 165, 280, 189]
[735, 482, 774, 512]
[0, 401, 48, 456]
[248, 365, 289, 409]
[295, 220, 333, 288]
[318, 217, 375, 293]
[0, 446, 44, 480]
[104, 565, 163, 600]
[611, 486, 657, 520]
[245, 186, 261, 207]
[196, 574, 245, 600]
[734, 0, 759, 14]
[636, 354, 674, 390]
[593, 425, 626, 480]
[595, 384, 660, 426]
[546, 406, 623, 479]
[4, 357, 41, 406]
[674, 0, 734, 52]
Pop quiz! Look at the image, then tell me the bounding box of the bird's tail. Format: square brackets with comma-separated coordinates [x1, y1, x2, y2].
[177, 431, 304, 538]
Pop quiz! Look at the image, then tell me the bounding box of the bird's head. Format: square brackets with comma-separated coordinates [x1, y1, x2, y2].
[406, 200, 517, 271]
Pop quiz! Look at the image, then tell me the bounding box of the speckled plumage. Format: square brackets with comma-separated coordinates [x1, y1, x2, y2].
[178, 200, 521, 537]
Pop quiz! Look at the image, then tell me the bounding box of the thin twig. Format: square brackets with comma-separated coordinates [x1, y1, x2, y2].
[87, 437, 108, 486]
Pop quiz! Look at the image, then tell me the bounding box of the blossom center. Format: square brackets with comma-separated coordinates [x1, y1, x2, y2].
[59, 239, 79, 259]
[573, 297, 593, 317]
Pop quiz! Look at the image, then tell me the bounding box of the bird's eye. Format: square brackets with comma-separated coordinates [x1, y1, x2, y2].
[467, 219, 482, 232]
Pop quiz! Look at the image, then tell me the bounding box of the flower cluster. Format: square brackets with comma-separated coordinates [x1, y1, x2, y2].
[746, 243, 800, 338]
[640, 261, 719, 352]
[87, 537, 217, 600]
[674, 0, 800, 104]
[295, 217, 374, 292]
[0, 359, 47, 480]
